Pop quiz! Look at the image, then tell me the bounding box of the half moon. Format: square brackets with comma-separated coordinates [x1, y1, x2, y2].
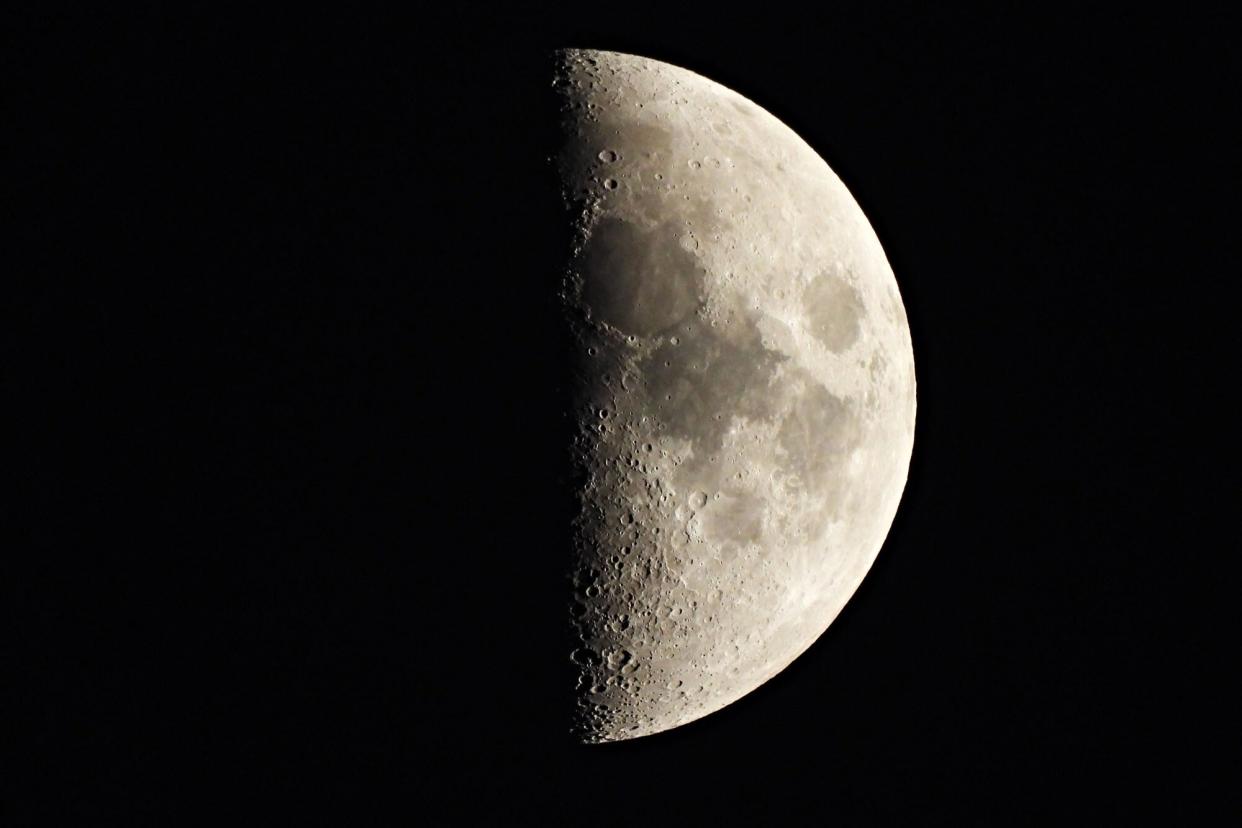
[555, 49, 916, 742]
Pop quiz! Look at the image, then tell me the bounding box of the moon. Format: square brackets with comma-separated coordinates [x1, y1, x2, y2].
[554, 49, 916, 742]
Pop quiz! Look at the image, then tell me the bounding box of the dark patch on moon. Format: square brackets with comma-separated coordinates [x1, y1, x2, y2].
[777, 380, 862, 517]
[605, 121, 675, 162]
[641, 314, 785, 459]
[804, 272, 864, 353]
[578, 217, 704, 337]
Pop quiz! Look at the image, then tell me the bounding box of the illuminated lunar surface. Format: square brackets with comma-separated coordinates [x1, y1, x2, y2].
[555, 49, 916, 742]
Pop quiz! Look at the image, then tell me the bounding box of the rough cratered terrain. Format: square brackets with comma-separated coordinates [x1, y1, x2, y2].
[554, 49, 916, 742]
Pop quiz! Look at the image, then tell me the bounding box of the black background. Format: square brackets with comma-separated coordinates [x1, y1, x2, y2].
[10, 5, 1236, 824]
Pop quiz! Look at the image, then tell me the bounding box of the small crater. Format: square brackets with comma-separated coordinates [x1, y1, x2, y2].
[571, 648, 602, 666]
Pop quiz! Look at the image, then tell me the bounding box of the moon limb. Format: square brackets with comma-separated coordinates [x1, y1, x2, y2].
[556, 49, 916, 742]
